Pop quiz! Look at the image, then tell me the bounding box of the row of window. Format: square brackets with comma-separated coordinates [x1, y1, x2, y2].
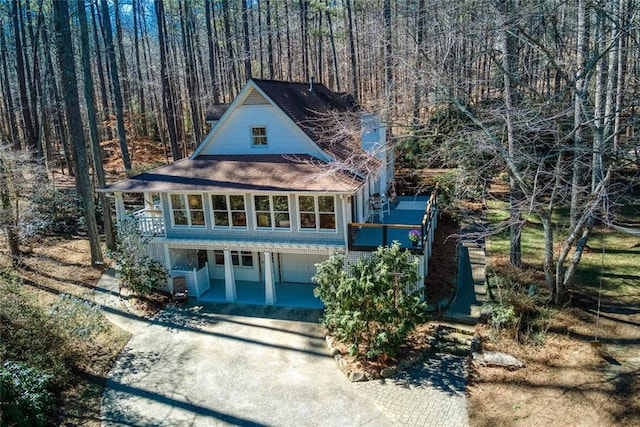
[169, 194, 337, 231]
[213, 250, 254, 267]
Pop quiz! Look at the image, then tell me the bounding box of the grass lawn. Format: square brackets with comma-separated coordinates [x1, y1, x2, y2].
[468, 197, 640, 427]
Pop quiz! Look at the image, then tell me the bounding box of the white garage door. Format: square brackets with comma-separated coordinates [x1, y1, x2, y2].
[280, 253, 327, 283]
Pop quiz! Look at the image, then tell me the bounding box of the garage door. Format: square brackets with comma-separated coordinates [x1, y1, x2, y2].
[280, 253, 327, 283]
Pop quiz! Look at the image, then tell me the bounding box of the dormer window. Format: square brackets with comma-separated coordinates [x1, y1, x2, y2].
[251, 126, 268, 146]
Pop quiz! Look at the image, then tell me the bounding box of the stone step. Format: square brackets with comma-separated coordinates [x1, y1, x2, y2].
[434, 341, 470, 357]
[439, 331, 473, 346]
[435, 320, 476, 335]
[443, 312, 479, 326]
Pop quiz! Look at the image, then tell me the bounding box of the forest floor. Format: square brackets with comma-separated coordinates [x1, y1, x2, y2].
[0, 236, 169, 425]
[466, 183, 640, 427]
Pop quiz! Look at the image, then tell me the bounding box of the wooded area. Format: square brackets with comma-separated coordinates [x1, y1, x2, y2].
[1, 0, 639, 302]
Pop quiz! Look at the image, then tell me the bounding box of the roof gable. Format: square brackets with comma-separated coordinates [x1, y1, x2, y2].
[192, 81, 330, 161]
[193, 79, 381, 176]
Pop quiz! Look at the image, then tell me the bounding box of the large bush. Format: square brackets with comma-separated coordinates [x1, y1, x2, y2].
[484, 266, 552, 344]
[107, 219, 167, 296]
[313, 243, 428, 362]
[20, 185, 84, 241]
[0, 361, 54, 426]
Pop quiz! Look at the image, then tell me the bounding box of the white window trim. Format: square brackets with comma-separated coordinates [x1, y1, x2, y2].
[169, 193, 206, 228]
[297, 194, 338, 233]
[213, 250, 254, 268]
[210, 194, 248, 229]
[250, 125, 268, 147]
[253, 194, 291, 231]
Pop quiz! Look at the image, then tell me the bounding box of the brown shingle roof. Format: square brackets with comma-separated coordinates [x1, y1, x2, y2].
[100, 155, 364, 193]
[205, 104, 230, 121]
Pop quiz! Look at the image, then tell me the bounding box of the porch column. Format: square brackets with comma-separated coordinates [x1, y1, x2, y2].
[264, 251, 276, 305]
[223, 250, 237, 301]
[143, 192, 154, 210]
[164, 245, 173, 292]
[114, 192, 125, 223]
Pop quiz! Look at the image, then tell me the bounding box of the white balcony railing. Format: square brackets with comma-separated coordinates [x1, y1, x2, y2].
[132, 208, 165, 236]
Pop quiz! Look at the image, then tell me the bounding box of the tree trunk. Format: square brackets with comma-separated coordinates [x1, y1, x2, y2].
[570, 0, 588, 231]
[222, 0, 239, 94]
[100, 0, 132, 173]
[12, 0, 37, 151]
[40, 16, 71, 176]
[383, 0, 393, 121]
[180, 1, 203, 146]
[325, 0, 339, 90]
[0, 26, 20, 148]
[132, 0, 148, 136]
[52, 0, 103, 268]
[500, 0, 522, 267]
[90, 2, 110, 122]
[204, 0, 221, 104]
[113, 0, 131, 115]
[0, 157, 20, 265]
[540, 212, 555, 294]
[77, 0, 115, 250]
[241, 0, 252, 80]
[344, 0, 358, 101]
[154, 0, 181, 161]
[266, 0, 275, 79]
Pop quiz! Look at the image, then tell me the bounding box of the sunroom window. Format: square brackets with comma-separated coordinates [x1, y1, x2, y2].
[254, 195, 290, 229]
[170, 194, 205, 227]
[211, 194, 247, 228]
[298, 195, 336, 231]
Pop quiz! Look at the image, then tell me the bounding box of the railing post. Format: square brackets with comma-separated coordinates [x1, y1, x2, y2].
[347, 223, 353, 250]
[193, 268, 198, 297]
[382, 225, 388, 246]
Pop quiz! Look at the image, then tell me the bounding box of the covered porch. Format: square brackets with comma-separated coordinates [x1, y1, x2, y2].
[198, 279, 323, 309]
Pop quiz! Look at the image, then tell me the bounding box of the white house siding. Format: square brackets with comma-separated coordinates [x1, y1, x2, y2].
[199, 103, 326, 159]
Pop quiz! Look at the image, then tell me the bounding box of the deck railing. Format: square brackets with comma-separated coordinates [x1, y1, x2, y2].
[347, 186, 437, 254]
[131, 208, 165, 236]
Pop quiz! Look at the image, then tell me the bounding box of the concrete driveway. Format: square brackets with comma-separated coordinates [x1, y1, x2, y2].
[100, 299, 392, 426]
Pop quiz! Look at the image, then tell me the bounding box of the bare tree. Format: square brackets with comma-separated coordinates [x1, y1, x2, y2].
[53, 0, 103, 267]
[100, 0, 132, 173]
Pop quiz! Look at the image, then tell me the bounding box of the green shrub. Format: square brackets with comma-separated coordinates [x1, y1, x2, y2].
[0, 361, 54, 427]
[20, 186, 84, 241]
[107, 219, 167, 296]
[313, 243, 428, 362]
[485, 267, 552, 344]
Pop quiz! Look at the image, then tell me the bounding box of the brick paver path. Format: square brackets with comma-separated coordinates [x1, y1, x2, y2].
[355, 352, 468, 427]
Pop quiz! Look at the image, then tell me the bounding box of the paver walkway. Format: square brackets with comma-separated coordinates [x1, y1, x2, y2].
[95, 269, 470, 426]
[355, 354, 468, 426]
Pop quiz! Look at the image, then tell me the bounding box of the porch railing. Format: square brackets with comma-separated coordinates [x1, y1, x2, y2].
[131, 208, 165, 236]
[171, 263, 210, 298]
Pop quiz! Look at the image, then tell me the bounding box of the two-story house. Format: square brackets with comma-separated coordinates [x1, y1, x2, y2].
[100, 79, 437, 308]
